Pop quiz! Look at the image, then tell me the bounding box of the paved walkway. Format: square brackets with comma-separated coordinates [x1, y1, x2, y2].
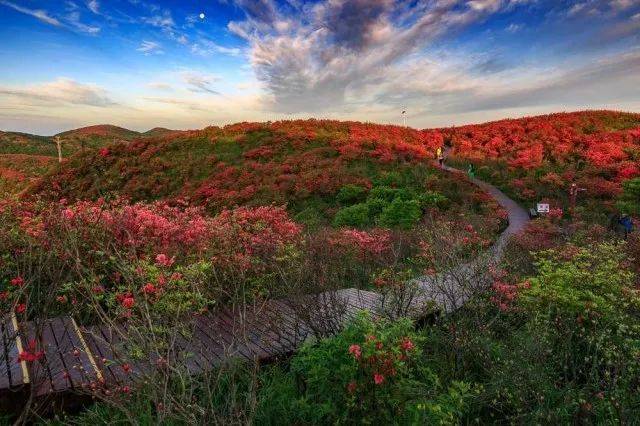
[0, 159, 530, 408]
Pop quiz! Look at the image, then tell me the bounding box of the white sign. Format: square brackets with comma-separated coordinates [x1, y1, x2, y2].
[537, 203, 550, 213]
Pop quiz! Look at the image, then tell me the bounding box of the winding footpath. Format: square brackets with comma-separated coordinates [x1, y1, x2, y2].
[0, 161, 530, 412]
[412, 162, 530, 313]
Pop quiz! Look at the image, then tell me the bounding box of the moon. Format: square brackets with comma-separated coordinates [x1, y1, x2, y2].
[199, 13, 205, 19]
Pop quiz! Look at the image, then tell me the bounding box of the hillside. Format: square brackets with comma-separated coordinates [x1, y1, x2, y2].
[440, 110, 640, 222]
[31, 120, 493, 229]
[3, 112, 640, 424]
[0, 125, 163, 195]
[55, 124, 141, 141]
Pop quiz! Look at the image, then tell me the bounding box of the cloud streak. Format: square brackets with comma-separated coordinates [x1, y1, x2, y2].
[0, 78, 116, 107]
[0, 1, 61, 26]
[137, 40, 164, 55]
[181, 71, 221, 95]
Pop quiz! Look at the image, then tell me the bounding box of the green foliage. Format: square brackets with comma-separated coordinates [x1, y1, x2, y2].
[617, 177, 640, 215]
[333, 184, 446, 229]
[256, 312, 473, 424]
[336, 184, 368, 205]
[463, 242, 640, 423]
[378, 198, 422, 229]
[332, 203, 371, 227]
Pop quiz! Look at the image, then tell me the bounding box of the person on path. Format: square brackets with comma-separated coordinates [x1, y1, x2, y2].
[436, 147, 444, 167]
[467, 163, 475, 179]
[619, 214, 634, 240]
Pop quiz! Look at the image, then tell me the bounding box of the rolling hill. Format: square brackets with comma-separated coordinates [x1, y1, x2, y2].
[0, 125, 180, 195]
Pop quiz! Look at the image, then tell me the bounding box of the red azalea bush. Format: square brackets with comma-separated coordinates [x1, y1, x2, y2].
[0, 198, 305, 318]
[444, 111, 640, 222]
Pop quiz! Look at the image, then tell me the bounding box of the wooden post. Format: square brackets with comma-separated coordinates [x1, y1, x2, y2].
[54, 136, 62, 163]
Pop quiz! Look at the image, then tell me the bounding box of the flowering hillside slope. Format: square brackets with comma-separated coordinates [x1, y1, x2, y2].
[441, 110, 640, 222]
[29, 120, 485, 228]
[0, 126, 180, 195]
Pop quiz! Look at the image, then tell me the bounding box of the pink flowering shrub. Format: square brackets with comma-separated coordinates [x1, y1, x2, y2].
[328, 228, 392, 259]
[0, 198, 304, 316]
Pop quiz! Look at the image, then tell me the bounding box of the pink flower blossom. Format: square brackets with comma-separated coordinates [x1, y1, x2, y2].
[348, 344, 362, 359]
[400, 338, 414, 351]
[62, 208, 75, 220]
[10, 276, 25, 287]
[373, 373, 385, 385]
[155, 253, 175, 267]
[142, 283, 157, 295]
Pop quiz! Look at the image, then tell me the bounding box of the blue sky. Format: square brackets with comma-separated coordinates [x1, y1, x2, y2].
[0, 0, 639, 134]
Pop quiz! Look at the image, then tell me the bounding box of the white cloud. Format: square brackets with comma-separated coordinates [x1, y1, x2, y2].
[66, 11, 100, 34]
[0, 1, 61, 26]
[147, 82, 174, 91]
[0, 78, 115, 107]
[191, 39, 242, 57]
[181, 71, 222, 95]
[230, 0, 517, 114]
[177, 35, 188, 45]
[609, 0, 635, 11]
[137, 40, 164, 55]
[506, 23, 523, 33]
[142, 11, 175, 30]
[87, 0, 99, 14]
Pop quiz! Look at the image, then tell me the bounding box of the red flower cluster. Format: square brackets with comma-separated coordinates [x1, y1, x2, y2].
[18, 339, 44, 363]
[329, 229, 392, 258]
[347, 334, 416, 392]
[445, 111, 640, 206]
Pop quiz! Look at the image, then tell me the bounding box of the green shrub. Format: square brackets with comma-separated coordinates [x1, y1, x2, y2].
[419, 191, 449, 208]
[368, 185, 399, 203]
[332, 203, 371, 228]
[336, 184, 368, 205]
[378, 198, 422, 229]
[470, 242, 640, 423]
[617, 177, 640, 215]
[258, 312, 473, 424]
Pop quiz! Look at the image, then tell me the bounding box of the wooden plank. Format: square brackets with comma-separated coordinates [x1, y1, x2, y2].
[213, 309, 269, 360]
[6, 313, 28, 387]
[238, 307, 297, 356]
[48, 317, 85, 390]
[171, 330, 207, 374]
[21, 321, 54, 397]
[234, 305, 296, 356]
[269, 300, 312, 345]
[96, 326, 137, 383]
[38, 320, 72, 393]
[184, 320, 222, 366]
[218, 309, 274, 360]
[195, 314, 253, 361]
[190, 317, 225, 363]
[0, 321, 12, 389]
[80, 326, 120, 386]
[52, 317, 102, 390]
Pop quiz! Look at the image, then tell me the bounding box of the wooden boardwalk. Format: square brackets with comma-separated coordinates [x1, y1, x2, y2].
[0, 288, 422, 405]
[0, 160, 530, 411]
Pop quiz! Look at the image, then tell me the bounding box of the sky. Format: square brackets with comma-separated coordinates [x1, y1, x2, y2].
[0, 0, 639, 135]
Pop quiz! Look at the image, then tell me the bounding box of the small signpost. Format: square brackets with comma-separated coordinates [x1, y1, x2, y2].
[537, 203, 550, 214]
